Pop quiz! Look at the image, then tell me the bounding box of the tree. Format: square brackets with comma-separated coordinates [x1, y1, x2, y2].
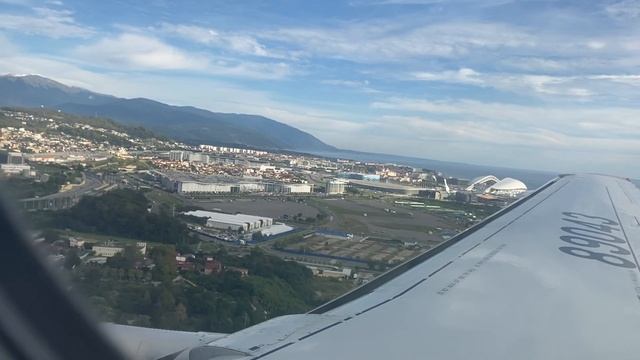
[43, 229, 59, 243]
[64, 249, 81, 269]
[150, 246, 177, 283]
[251, 232, 265, 242]
[107, 246, 143, 270]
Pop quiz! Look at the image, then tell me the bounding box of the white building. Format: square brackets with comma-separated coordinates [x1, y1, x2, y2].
[169, 150, 187, 161]
[186, 210, 273, 232]
[92, 246, 124, 258]
[0, 163, 31, 176]
[263, 182, 313, 194]
[307, 266, 353, 279]
[188, 152, 209, 163]
[325, 179, 347, 195]
[92, 242, 147, 257]
[282, 183, 313, 194]
[233, 183, 265, 193]
[69, 237, 85, 248]
[177, 181, 232, 194]
[485, 177, 527, 197]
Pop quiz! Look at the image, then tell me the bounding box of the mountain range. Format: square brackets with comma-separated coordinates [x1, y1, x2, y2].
[0, 74, 335, 152]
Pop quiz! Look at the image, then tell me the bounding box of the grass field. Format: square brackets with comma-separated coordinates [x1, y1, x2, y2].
[310, 197, 453, 243]
[310, 277, 357, 303]
[61, 230, 149, 245]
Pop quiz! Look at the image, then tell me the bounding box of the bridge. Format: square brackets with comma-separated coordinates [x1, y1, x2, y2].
[19, 173, 107, 211]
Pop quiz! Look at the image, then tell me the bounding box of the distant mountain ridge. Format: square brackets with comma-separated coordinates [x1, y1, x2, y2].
[0, 74, 335, 152]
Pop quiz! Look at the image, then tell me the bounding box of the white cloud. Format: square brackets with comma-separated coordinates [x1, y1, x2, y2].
[156, 23, 296, 59]
[320, 79, 381, 93]
[73, 33, 293, 79]
[371, 97, 640, 144]
[410, 67, 640, 101]
[606, 0, 640, 18]
[589, 74, 640, 86]
[362, 97, 640, 175]
[411, 69, 596, 98]
[265, 21, 534, 62]
[75, 33, 207, 70]
[0, 6, 93, 38]
[413, 68, 483, 84]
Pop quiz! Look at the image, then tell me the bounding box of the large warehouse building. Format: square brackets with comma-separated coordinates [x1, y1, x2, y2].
[157, 171, 266, 195]
[185, 210, 273, 232]
[264, 182, 313, 194]
[177, 181, 232, 194]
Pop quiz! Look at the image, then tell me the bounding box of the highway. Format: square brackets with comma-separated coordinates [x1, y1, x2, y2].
[19, 172, 107, 210]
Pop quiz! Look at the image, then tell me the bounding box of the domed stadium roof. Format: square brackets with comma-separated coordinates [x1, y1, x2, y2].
[486, 177, 527, 192]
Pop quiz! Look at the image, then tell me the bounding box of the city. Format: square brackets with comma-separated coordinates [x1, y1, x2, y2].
[1, 1, 638, 358]
[1, 106, 526, 332]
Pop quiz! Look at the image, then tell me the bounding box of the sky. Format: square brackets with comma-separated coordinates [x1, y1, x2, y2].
[1, 0, 640, 177]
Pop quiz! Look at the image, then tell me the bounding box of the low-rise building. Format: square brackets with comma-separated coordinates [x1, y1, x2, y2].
[92, 242, 147, 257]
[225, 266, 249, 277]
[0, 163, 31, 176]
[283, 183, 313, 194]
[69, 237, 85, 248]
[185, 210, 273, 232]
[325, 179, 347, 195]
[203, 257, 223, 275]
[92, 245, 124, 258]
[307, 266, 352, 279]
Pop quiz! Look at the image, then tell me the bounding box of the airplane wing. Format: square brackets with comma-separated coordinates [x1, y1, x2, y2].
[107, 174, 640, 360]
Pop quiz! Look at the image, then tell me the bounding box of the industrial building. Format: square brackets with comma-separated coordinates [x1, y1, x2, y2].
[283, 183, 313, 194]
[7, 152, 24, 165]
[167, 180, 267, 194]
[0, 163, 31, 176]
[169, 150, 187, 161]
[0, 151, 31, 176]
[186, 210, 273, 232]
[264, 182, 313, 194]
[177, 181, 232, 194]
[325, 179, 347, 195]
[188, 152, 209, 163]
[339, 172, 381, 181]
[158, 171, 265, 195]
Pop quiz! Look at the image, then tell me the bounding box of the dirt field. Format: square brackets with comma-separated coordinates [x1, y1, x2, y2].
[282, 235, 423, 265]
[310, 197, 455, 244]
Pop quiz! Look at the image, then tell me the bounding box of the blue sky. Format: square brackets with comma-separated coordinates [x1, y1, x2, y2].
[1, 0, 640, 177]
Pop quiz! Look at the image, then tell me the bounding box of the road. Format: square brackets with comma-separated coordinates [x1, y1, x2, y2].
[19, 172, 106, 210]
